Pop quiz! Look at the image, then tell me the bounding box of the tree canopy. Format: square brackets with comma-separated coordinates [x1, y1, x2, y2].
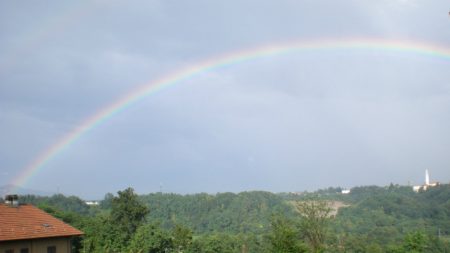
[17, 184, 450, 253]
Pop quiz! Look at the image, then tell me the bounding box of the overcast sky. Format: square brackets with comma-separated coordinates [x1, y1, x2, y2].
[1, 0, 449, 199]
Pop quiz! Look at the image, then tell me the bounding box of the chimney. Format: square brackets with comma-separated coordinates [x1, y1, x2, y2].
[5, 194, 19, 207]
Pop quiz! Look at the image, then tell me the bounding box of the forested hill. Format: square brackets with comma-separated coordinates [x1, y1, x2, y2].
[326, 184, 450, 249]
[12, 184, 450, 252]
[93, 191, 295, 234]
[16, 184, 450, 235]
[139, 191, 294, 233]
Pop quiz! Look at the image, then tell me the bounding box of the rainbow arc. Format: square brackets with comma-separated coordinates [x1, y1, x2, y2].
[8, 38, 450, 193]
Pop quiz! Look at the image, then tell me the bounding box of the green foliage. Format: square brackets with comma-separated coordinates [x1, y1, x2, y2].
[128, 223, 173, 253]
[111, 188, 149, 237]
[19, 194, 91, 215]
[104, 187, 150, 252]
[268, 215, 308, 253]
[139, 191, 293, 234]
[78, 214, 109, 253]
[100, 192, 114, 209]
[402, 231, 427, 253]
[332, 184, 450, 250]
[172, 224, 193, 252]
[190, 233, 237, 253]
[365, 243, 383, 253]
[18, 184, 450, 253]
[74, 187, 150, 253]
[295, 199, 332, 253]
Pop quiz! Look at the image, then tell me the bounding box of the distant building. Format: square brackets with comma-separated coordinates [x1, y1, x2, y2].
[85, 201, 99, 206]
[289, 191, 305, 196]
[413, 169, 439, 192]
[0, 195, 83, 253]
[341, 189, 351, 194]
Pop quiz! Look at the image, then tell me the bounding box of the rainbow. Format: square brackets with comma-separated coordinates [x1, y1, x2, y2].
[8, 38, 450, 193]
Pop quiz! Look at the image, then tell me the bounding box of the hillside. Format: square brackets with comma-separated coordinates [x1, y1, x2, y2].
[12, 184, 450, 252]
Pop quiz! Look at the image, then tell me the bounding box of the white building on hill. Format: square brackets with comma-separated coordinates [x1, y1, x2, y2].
[341, 189, 351, 194]
[413, 169, 439, 192]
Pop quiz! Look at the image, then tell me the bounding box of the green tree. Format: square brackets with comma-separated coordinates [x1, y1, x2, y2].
[366, 243, 383, 253]
[111, 187, 149, 234]
[103, 187, 150, 252]
[172, 224, 193, 253]
[80, 214, 111, 253]
[402, 231, 427, 253]
[191, 234, 236, 253]
[128, 223, 173, 253]
[100, 192, 114, 209]
[268, 215, 308, 253]
[295, 199, 332, 253]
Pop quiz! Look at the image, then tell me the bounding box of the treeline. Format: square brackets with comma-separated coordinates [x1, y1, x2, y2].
[16, 184, 450, 252]
[18, 193, 92, 215]
[137, 191, 292, 234]
[282, 185, 450, 241]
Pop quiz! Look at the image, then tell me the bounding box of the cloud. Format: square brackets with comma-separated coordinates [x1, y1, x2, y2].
[1, 0, 449, 198]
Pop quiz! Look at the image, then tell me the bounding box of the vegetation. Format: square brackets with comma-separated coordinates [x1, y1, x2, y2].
[16, 184, 450, 252]
[294, 199, 332, 252]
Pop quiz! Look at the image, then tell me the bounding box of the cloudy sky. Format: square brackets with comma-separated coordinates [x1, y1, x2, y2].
[1, 0, 449, 199]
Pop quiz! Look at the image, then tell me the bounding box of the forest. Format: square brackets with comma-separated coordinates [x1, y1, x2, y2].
[12, 184, 450, 253]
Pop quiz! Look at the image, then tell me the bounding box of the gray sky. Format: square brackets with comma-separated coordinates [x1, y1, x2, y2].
[1, 0, 449, 199]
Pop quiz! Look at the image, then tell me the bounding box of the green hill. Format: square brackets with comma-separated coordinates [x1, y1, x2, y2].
[14, 184, 450, 252]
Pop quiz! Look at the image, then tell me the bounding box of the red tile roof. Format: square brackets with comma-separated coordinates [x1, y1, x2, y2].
[0, 204, 83, 241]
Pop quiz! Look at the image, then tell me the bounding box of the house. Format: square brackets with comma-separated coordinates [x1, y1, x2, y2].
[0, 195, 83, 253]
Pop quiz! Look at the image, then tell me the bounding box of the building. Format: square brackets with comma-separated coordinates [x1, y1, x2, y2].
[84, 201, 99, 206]
[0, 195, 83, 253]
[341, 189, 351, 194]
[413, 169, 439, 192]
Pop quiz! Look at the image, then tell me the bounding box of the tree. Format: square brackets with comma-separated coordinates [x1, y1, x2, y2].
[295, 199, 332, 253]
[128, 223, 173, 253]
[366, 243, 383, 253]
[80, 214, 112, 253]
[172, 224, 193, 253]
[402, 231, 428, 253]
[268, 215, 308, 253]
[106, 187, 150, 252]
[100, 192, 114, 209]
[111, 187, 149, 233]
